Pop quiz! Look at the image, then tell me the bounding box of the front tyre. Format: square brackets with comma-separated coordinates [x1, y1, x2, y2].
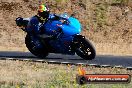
[25, 34, 49, 58]
[75, 37, 96, 60]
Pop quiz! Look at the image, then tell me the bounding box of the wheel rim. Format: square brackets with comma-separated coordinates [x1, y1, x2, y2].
[80, 42, 92, 56]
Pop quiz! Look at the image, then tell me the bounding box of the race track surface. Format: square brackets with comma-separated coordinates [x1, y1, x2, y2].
[0, 51, 132, 69]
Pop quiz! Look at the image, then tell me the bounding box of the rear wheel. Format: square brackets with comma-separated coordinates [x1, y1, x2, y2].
[75, 37, 96, 60]
[25, 34, 49, 58]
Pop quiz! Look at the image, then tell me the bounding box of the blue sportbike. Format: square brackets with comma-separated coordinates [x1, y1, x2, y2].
[16, 13, 96, 60]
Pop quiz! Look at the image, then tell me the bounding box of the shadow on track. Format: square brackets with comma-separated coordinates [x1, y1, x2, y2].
[0, 51, 64, 60]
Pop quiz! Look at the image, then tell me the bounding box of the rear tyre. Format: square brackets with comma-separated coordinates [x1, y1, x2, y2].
[25, 34, 49, 58]
[75, 37, 96, 60]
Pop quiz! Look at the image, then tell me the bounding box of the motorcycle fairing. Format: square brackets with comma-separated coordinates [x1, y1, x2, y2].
[42, 16, 82, 54]
[44, 17, 82, 36]
[48, 35, 75, 54]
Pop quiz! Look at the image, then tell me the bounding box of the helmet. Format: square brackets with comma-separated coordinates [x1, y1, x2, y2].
[38, 4, 50, 20]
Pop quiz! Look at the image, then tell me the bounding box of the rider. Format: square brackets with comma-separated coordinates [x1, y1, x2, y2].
[25, 4, 50, 34]
[16, 4, 59, 35]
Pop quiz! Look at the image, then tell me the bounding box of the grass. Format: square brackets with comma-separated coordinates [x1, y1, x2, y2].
[92, 2, 108, 31]
[112, 0, 129, 6]
[0, 59, 132, 88]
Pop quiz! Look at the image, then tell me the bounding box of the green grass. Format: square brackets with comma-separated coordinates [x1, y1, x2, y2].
[94, 3, 108, 31]
[112, 0, 129, 6]
[0, 60, 132, 88]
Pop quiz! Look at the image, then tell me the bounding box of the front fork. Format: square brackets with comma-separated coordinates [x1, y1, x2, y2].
[71, 35, 85, 52]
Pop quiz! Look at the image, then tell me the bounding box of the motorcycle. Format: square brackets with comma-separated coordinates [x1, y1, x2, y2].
[15, 13, 96, 60]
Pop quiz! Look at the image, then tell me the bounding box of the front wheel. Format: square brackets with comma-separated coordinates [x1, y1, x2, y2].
[25, 34, 49, 58]
[75, 37, 96, 60]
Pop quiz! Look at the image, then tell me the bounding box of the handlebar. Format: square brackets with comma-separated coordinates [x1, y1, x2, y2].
[53, 14, 70, 25]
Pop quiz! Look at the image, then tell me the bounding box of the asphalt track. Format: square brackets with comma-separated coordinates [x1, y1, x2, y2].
[0, 51, 132, 70]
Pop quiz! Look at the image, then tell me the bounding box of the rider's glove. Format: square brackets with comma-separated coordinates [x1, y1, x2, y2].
[15, 17, 23, 27]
